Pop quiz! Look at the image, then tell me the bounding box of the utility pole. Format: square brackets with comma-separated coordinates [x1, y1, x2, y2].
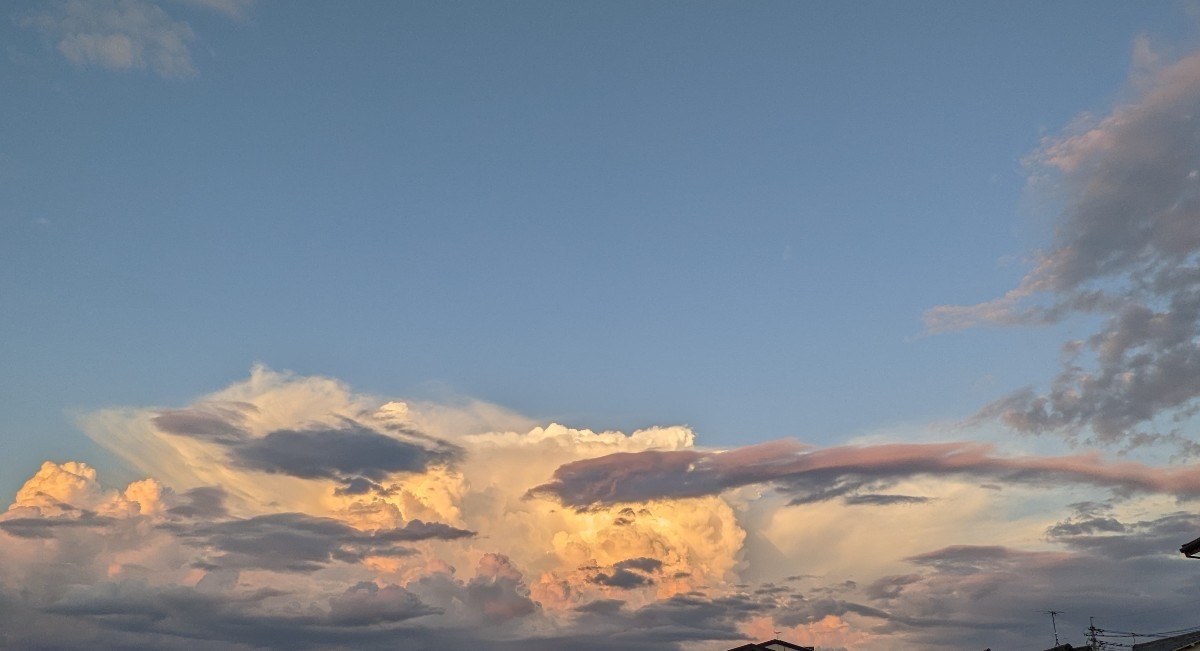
[1087, 617, 1101, 650]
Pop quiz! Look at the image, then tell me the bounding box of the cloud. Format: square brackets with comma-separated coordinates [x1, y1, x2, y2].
[23, 0, 196, 77]
[228, 422, 462, 490]
[3, 368, 756, 648]
[531, 439, 1200, 507]
[154, 402, 465, 495]
[8, 367, 1200, 650]
[167, 486, 229, 519]
[153, 404, 253, 444]
[843, 494, 930, 506]
[924, 44, 1200, 452]
[173, 0, 254, 20]
[8, 460, 171, 518]
[0, 511, 118, 539]
[588, 557, 664, 589]
[168, 512, 473, 573]
[1045, 508, 1200, 560]
[36, 580, 447, 649]
[327, 581, 439, 626]
[864, 574, 923, 601]
[20, 0, 249, 78]
[862, 531, 1200, 650]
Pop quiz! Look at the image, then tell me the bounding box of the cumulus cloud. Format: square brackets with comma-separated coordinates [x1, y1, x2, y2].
[924, 44, 1200, 452]
[20, 0, 249, 78]
[0, 368, 763, 649]
[6, 367, 1200, 650]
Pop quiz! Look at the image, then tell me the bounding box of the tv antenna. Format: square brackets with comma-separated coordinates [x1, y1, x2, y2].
[1043, 610, 1064, 646]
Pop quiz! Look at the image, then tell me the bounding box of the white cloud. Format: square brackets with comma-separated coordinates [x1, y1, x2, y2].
[21, 0, 249, 78]
[3, 367, 1199, 649]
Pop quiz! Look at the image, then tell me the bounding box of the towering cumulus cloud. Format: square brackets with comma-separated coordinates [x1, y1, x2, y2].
[3, 365, 1200, 650]
[925, 45, 1200, 453]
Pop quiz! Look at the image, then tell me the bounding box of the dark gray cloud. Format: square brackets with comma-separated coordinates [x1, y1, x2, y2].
[861, 527, 1200, 651]
[334, 476, 380, 496]
[1045, 515, 1126, 537]
[843, 494, 930, 506]
[327, 581, 440, 626]
[167, 486, 228, 519]
[615, 557, 663, 573]
[16, 580, 455, 650]
[1046, 510, 1200, 560]
[407, 554, 537, 625]
[233, 427, 414, 478]
[575, 598, 626, 615]
[905, 545, 1028, 574]
[0, 511, 117, 539]
[530, 439, 1200, 508]
[229, 422, 462, 491]
[0, 525, 754, 651]
[865, 574, 923, 601]
[169, 512, 472, 573]
[625, 592, 770, 641]
[589, 557, 664, 589]
[8, 509, 1200, 651]
[0, 569, 1071, 651]
[774, 598, 892, 628]
[152, 402, 255, 444]
[0, 578, 752, 651]
[925, 50, 1200, 453]
[154, 405, 464, 493]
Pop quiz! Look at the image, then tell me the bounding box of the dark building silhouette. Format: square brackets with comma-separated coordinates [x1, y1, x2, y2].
[1181, 535, 1200, 558]
[726, 640, 814, 651]
[1131, 630, 1200, 651]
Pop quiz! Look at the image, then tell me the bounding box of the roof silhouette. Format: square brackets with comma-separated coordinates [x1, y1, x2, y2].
[726, 639, 815, 651]
[1131, 630, 1200, 651]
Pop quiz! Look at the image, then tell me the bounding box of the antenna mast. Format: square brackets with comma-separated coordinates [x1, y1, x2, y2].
[1043, 610, 1063, 646]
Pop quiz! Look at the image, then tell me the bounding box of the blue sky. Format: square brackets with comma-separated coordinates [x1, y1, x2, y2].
[5, 3, 1200, 650]
[2, 1, 1179, 489]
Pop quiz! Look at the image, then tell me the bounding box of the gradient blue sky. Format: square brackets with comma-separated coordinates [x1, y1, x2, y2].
[6, 4, 1200, 650]
[4, 1, 1187, 495]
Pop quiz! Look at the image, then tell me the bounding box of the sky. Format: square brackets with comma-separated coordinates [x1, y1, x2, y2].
[4, 1, 1200, 649]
